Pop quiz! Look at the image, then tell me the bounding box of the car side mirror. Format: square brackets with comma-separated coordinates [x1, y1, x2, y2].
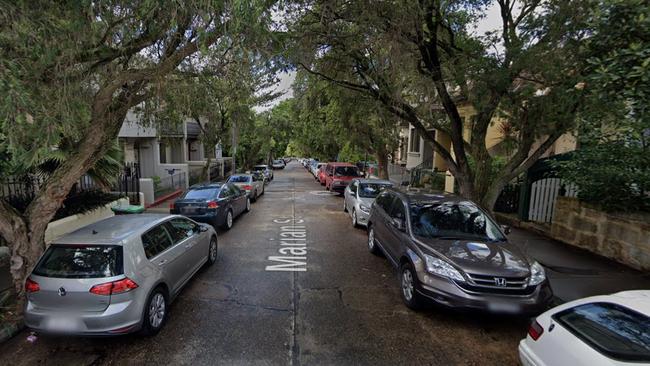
[392, 218, 406, 232]
[199, 225, 209, 233]
[500, 225, 511, 235]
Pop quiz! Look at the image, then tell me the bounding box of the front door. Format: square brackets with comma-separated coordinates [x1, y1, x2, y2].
[142, 225, 189, 295]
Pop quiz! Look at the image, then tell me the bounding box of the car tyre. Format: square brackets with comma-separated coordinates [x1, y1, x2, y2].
[206, 236, 218, 266]
[352, 209, 358, 227]
[399, 262, 424, 311]
[141, 287, 168, 336]
[367, 226, 381, 255]
[245, 198, 251, 213]
[222, 210, 234, 230]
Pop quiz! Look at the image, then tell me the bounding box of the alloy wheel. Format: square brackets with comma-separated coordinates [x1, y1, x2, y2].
[209, 239, 217, 262]
[368, 228, 375, 250]
[246, 199, 251, 211]
[227, 211, 233, 228]
[401, 269, 414, 302]
[149, 293, 166, 328]
[352, 210, 357, 227]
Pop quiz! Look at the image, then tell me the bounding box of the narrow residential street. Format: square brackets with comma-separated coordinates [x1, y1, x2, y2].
[0, 162, 529, 365]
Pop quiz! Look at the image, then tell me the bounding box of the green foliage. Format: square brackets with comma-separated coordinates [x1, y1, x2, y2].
[6, 190, 123, 221]
[556, 143, 650, 213]
[555, 0, 650, 213]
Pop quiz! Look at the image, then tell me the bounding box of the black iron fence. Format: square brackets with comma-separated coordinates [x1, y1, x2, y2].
[494, 181, 522, 214]
[112, 162, 141, 204]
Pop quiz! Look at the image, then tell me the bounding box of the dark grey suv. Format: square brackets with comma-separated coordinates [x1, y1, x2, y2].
[366, 189, 552, 314]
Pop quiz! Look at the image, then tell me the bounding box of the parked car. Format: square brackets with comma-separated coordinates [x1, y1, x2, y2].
[170, 183, 250, 230]
[309, 160, 321, 176]
[317, 164, 329, 185]
[366, 189, 552, 313]
[24, 214, 217, 336]
[272, 159, 285, 169]
[518, 290, 650, 366]
[344, 179, 393, 227]
[253, 164, 274, 181]
[227, 173, 265, 202]
[312, 162, 326, 180]
[323, 162, 362, 193]
[251, 171, 268, 185]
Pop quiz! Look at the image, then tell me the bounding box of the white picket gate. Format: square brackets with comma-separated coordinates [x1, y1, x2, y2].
[528, 178, 578, 223]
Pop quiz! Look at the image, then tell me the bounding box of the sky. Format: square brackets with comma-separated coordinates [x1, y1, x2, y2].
[256, 2, 503, 113]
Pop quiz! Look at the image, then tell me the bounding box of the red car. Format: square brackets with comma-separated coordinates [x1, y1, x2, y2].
[317, 164, 328, 185]
[323, 162, 361, 194]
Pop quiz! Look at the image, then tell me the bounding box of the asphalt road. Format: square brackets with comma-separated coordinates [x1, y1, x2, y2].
[0, 162, 529, 365]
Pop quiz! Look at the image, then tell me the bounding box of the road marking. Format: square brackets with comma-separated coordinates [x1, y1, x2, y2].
[266, 217, 307, 272]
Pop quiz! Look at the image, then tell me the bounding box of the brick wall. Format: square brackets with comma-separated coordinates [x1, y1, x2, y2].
[551, 196, 650, 271]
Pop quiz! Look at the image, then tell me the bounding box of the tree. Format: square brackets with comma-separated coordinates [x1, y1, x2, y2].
[287, 0, 593, 209]
[555, 0, 650, 212]
[0, 1, 274, 311]
[289, 71, 400, 178]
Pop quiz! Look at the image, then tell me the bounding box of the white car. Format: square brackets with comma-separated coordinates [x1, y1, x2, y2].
[519, 290, 650, 366]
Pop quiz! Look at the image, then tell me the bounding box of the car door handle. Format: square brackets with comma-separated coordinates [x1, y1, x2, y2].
[158, 259, 167, 266]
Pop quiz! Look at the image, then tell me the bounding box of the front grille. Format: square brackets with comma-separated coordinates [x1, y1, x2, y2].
[455, 273, 535, 296]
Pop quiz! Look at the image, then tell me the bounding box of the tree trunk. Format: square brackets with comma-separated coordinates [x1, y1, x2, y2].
[375, 150, 389, 180]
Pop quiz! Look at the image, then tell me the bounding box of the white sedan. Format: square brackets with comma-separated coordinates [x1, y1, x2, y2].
[519, 290, 650, 366]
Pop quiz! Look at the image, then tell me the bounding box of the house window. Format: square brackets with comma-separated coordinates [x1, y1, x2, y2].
[409, 128, 420, 153]
[159, 142, 167, 164]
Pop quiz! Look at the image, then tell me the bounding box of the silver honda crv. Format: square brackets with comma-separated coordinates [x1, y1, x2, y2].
[24, 214, 217, 336]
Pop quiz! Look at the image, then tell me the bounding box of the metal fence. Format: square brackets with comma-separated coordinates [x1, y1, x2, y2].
[112, 162, 141, 204]
[154, 171, 186, 199]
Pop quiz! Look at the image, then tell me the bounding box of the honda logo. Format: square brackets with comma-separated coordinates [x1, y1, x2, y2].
[58, 287, 67, 296]
[494, 278, 507, 287]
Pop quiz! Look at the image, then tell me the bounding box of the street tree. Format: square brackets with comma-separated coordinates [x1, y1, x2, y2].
[287, 0, 593, 209]
[290, 71, 400, 178]
[0, 1, 275, 310]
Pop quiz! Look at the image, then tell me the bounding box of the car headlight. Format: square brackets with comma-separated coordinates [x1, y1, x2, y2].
[424, 254, 465, 282]
[529, 261, 546, 286]
[359, 204, 370, 213]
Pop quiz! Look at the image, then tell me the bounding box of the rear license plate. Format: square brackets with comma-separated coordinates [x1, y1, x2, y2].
[181, 207, 198, 214]
[46, 316, 82, 333]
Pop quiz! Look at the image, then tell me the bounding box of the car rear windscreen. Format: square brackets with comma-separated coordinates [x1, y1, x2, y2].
[229, 175, 251, 183]
[334, 166, 359, 176]
[253, 166, 266, 171]
[553, 302, 650, 362]
[33, 245, 123, 278]
[183, 188, 219, 199]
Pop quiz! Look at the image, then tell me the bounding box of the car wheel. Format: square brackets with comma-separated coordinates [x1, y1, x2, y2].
[252, 190, 257, 202]
[367, 226, 380, 255]
[206, 237, 218, 266]
[141, 287, 168, 336]
[245, 198, 251, 213]
[352, 209, 358, 227]
[262, 186, 265, 195]
[399, 262, 424, 310]
[222, 210, 234, 230]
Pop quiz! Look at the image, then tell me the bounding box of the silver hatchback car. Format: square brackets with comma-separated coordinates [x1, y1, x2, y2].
[24, 214, 217, 336]
[343, 179, 393, 227]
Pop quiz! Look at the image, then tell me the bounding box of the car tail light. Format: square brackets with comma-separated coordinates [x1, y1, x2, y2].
[90, 278, 138, 296]
[207, 201, 218, 209]
[169, 202, 175, 210]
[528, 320, 544, 341]
[25, 278, 40, 293]
[243, 185, 253, 191]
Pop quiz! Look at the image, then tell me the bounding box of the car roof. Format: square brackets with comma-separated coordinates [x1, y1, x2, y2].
[388, 187, 463, 205]
[254, 164, 268, 168]
[230, 174, 252, 177]
[188, 183, 223, 190]
[52, 214, 179, 245]
[328, 162, 355, 167]
[354, 179, 393, 185]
